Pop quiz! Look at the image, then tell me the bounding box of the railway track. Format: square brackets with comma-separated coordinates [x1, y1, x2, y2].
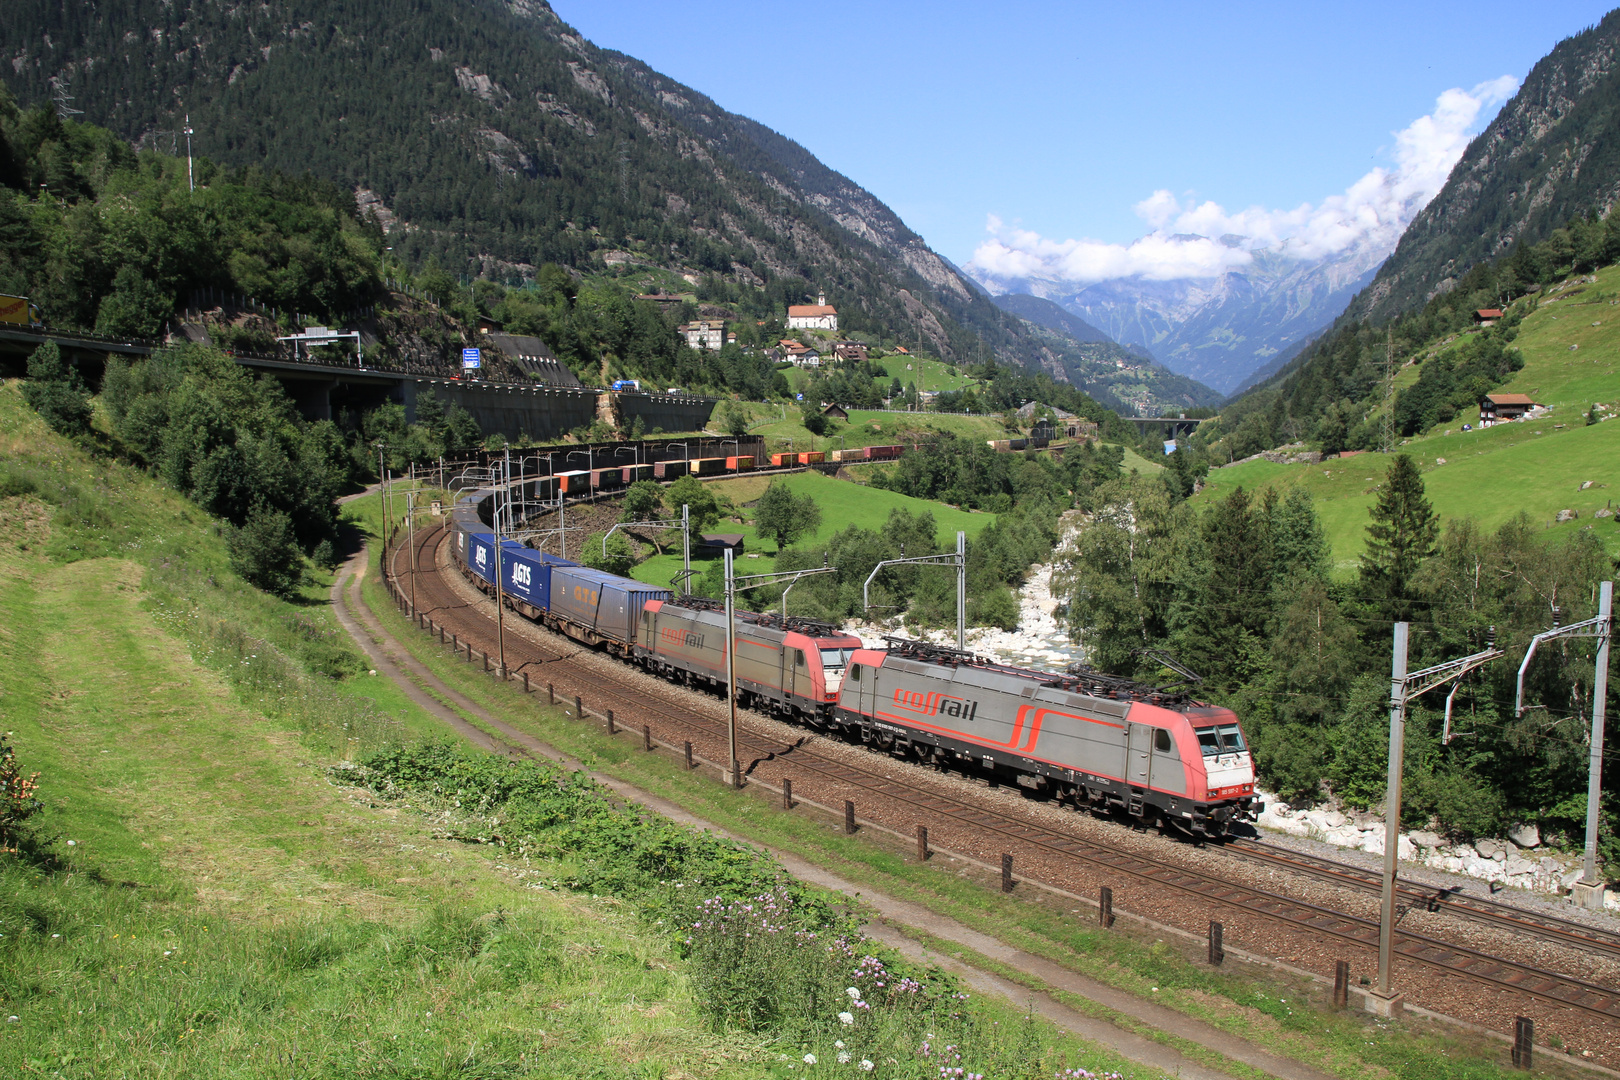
[1224, 838, 1620, 961]
[384, 522, 1620, 1030]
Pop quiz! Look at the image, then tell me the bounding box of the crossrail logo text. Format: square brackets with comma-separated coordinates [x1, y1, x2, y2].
[659, 626, 703, 649]
[891, 688, 978, 723]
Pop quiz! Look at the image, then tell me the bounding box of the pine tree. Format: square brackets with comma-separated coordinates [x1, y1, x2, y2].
[1359, 454, 1439, 621]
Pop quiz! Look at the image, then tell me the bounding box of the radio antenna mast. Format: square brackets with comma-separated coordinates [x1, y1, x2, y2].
[184, 114, 195, 192]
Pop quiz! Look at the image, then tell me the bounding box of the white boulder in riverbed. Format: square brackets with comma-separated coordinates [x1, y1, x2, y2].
[1508, 823, 1541, 848]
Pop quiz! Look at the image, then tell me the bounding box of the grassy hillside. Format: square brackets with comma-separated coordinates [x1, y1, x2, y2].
[0, 380, 1183, 1080]
[0, 385, 767, 1078]
[1191, 272, 1620, 571]
[629, 469, 993, 587]
[872, 355, 979, 393]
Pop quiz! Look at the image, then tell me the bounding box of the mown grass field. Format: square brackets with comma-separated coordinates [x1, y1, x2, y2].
[628, 468, 994, 586]
[1192, 270, 1620, 571]
[871, 354, 979, 393]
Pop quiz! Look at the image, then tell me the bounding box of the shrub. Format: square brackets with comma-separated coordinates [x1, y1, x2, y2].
[228, 507, 304, 597]
[21, 339, 92, 438]
[580, 530, 637, 576]
[0, 733, 46, 857]
[968, 584, 1019, 631]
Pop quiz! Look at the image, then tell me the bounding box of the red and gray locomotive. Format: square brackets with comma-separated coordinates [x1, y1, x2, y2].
[833, 638, 1260, 837]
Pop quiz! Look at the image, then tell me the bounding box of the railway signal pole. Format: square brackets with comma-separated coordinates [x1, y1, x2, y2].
[493, 455, 508, 678]
[1515, 580, 1612, 909]
[406, 489, 418, 616]
[722, 552, 838, 787]
[1373, 623, 1502, 1014]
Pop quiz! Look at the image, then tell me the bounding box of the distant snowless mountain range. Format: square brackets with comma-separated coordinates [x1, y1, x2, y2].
[966, 78, 1520, 396]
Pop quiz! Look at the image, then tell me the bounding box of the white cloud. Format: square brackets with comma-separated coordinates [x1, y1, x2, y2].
[969, 77, 1519, 285]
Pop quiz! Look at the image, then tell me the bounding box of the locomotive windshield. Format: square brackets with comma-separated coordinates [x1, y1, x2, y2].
[1195, 723, 1247, 756]
[820, 647, 857, 672]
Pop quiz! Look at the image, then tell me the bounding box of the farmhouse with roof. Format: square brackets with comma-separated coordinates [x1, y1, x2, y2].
[1479, 392, 1538, 424]
[1474, 308, 1504, 327]
[787, 292, 838, 332]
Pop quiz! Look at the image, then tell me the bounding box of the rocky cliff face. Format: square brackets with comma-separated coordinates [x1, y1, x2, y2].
[1347, 10, 1620, 324]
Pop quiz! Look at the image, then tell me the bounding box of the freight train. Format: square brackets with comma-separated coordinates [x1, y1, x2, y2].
[442, 483, 1259, 836]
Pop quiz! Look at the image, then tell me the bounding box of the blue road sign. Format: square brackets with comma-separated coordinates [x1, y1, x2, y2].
[462, 347, 481, 369]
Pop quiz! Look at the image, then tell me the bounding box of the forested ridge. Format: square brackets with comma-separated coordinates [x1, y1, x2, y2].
[2, 0, 1215, 413]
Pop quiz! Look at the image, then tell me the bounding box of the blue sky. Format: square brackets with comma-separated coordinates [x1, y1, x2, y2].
[549, 1, 1616, 271]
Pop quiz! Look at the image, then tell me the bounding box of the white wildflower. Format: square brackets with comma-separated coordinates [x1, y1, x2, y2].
[846, 986, 861, 1000]
[837, 1051, 851, 1064]
[859, 1060, 874, 1072]
[803, 1053, 817, 1065]
[838, 1011, 854, 1025]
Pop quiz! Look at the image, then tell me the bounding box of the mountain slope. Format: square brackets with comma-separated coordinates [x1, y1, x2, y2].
[1348, 10, 1620, 324]
[991, 293, 1118, 346]
[2, 0, 1201, 415]
[978, 239, 1383, 395]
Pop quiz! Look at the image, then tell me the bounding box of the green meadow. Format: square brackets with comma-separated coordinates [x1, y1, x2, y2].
[1192, 267, 1620, 571]
[628, 468, 994, 586]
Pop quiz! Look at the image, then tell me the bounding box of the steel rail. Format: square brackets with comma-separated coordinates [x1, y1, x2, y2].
[1224, 838, 1620, 960]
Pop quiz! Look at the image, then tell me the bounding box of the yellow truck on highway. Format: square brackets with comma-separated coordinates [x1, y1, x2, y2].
[0, 294, 43, 327]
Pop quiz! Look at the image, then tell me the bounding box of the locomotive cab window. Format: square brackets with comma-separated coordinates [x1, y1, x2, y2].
[820, 647, 856, 673]
[1154, 728, 1172, 754]
[795, 649, 807, 668]
[849, 664, 862, 683]
[1195, 723, 1247, 756]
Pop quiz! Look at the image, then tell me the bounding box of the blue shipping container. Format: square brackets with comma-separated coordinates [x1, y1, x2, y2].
[465, 532, 498, 586]
[499, 542, 552, 611]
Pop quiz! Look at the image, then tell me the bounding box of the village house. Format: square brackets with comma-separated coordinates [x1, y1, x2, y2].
[832, 341, 868, 362]
[1479, 392, 1538, 424]
[776, 339, 821, 367]
[787, 292, 838, 332]
[678, 319, 725, 350]
[1474, 308, 1504, 327]
[821, 403, 849, 421]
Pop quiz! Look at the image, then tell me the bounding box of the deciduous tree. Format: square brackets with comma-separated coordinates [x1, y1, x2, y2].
[753, 479, 821, 553]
